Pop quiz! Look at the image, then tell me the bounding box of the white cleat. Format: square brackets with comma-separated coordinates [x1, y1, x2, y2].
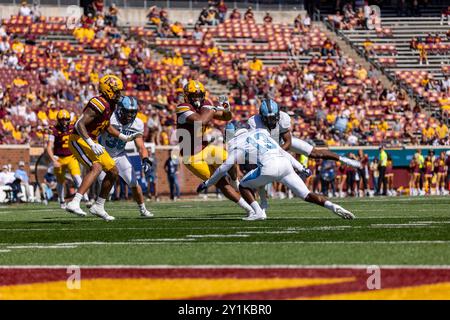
[89, 204, 115, 221]
[340, 157, 362, 169]
[333, 205, 356, 220]
[243, 211, 267, 221]
[140, 209, 154, 218]
[60, 202, 66, 210]
[65, 201, 87, 217]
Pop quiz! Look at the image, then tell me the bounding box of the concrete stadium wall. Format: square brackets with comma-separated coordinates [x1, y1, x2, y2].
[0, 145, 31, 173]
[0, 5, 305, 26]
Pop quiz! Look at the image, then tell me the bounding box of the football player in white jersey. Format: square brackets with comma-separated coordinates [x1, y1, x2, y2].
[98, 96, 153, 218]
[198, 128, 356, 221]
[247, 99, 361, 169]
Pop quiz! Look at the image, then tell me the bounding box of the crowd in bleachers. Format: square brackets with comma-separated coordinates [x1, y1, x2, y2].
[0, 1, 449, 151]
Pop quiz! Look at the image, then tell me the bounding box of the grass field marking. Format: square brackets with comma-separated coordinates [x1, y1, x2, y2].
[2, 240, 450, 248]
[5, 245, 78, 249]
[131, 238, 197, 242]
[186, 234, 251, 238]
[1, 264, 450, 269]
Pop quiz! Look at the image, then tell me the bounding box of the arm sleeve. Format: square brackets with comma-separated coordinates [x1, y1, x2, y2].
[281, 149, 305, 172]
[205, 149, 243, 187]
[47, 134, 55, 142]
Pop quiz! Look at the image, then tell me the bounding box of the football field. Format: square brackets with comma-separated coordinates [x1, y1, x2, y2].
[0, 196, 450, 299]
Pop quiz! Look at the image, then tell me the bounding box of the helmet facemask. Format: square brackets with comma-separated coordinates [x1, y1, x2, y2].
[262, 113, 280, 130]
[117, 108, 137, 125]
[187, 91, 205, 109]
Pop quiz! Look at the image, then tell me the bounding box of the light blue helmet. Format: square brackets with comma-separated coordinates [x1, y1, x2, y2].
[116, 96, 138, 125]
[259, 99, 280, 130]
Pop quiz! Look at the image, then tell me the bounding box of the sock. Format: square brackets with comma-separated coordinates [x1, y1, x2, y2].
[138, 203, 146, 211]
[324, 200, 335, 211]
[259, 188, 268, 210]
[237, 198, 253, 213]
[73, 175, 82, 189]
[96, 197, 106, 209]
[72, 193, 83, 205]
[57, 183, 64, 203]
[250, 201, 264, 215]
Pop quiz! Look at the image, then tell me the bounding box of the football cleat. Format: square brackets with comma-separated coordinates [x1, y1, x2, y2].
[333, 205, 355, 220]
[89, 205, 115, 221]
[140, 209, 154, 218]
[60, 202, 66, 210]
[243, 211, 267, 221]
[65, 201, 87, 217]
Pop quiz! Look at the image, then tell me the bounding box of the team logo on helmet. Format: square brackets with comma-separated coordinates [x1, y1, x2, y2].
[99, 75, 124, 101]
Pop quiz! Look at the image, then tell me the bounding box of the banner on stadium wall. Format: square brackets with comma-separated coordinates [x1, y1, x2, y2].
[328, 146, 450, 167]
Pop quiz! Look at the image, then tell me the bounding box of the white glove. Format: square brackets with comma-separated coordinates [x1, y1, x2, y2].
[218, 95, 231, 111]
[86, 138, 104, 156]
[118, 132, 143, 142]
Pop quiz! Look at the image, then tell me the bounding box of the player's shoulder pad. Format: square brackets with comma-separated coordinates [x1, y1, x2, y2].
[88, 96, 109, 114]
[133, 117, 145, 134]
[279, 111, 292, 131]
[176, 103, 193, 114]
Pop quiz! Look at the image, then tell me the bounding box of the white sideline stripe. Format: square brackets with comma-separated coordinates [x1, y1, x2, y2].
[2, 240, 450, 247]
[1, 264, 450, 269]
[6, 246, 78, 249]
[186, 234, 250, 238]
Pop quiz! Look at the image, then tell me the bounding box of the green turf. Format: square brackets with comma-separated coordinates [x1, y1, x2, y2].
[0, 197, 449, 266]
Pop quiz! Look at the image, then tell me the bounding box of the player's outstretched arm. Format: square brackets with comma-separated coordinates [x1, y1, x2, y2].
[185, 108, 216, 125]
[203, 149, 242, 188]
[106, 125, 142, 142]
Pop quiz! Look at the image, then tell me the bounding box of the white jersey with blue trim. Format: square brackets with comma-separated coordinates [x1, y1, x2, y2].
[227, 129, 285, 166]
[247, 111, 291, 144]
[99, 112, 144, 158]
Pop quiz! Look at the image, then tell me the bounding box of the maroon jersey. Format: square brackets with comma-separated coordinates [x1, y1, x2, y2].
[50, 125, 74, 157]
[176, 99, 215, 156]
[386, 159, 393, 174]
[435, 158, 446, 173]
[425, 160, 433, 175]
[79, 96, 115, 139]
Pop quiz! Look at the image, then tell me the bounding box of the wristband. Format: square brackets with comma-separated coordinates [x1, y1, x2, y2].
[85, 137, 95, 147]
[118, 133, 128, 142]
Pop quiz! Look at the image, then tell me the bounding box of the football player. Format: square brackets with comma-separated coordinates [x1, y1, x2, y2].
[66, 75, 140, 221]
[248, 99, 361, 168]
[46, 109, 88, 209]
[198, 128, 355, 221]
[98, 96, 153, 218]
[176, 80, 254, 215]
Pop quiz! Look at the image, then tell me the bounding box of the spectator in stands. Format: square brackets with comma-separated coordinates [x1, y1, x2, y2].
[418, 42, 428, 65]
[14, 161, 34, 202]
[441, 76, 450, 93]
[0, 164, 14, 203]
[147, 6, 161, 26]
[197, 7, 209, 26]
[363, 38, 374, 56]
[170, 21, 185, 38]
[363, 1, 371, 29]
[164, 151, 180, 201]
[441, 6, 450, 26]
[263, 12, 273, 25]
[244, 7, 255, 23]
[230, 8, 241, 20]
[18, 1, 31, 17]
[192, 25, 204, 40]
[105, 3, 118, 27]
[0, 36, 10, 54]
[249, 57, 263, 72]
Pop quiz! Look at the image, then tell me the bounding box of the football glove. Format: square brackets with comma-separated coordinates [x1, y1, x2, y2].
[118, 132, 142, 142]
[298, 168, 312, 181]
[197, 181, 208, 193]
[142, 157, 153, 175]
[86, 138, 104, 156]
[218, 95, 231, 111]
